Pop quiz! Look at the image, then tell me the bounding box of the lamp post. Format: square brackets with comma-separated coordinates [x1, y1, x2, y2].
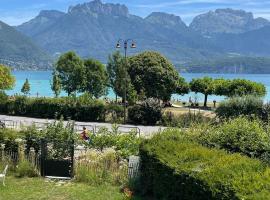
[116, 39, 136, 124]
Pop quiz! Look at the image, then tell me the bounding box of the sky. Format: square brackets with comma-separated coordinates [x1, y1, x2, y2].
[0, 0, 270, 26]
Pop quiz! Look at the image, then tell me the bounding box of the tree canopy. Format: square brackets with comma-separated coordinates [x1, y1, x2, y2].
[56, 52, 85, 96]
[0, 64, 15, 91]
[190, 77, 215, 107]
[128, 51, 182, 101]
[226, 79, 266, 97]
[83, 59, 108, 98]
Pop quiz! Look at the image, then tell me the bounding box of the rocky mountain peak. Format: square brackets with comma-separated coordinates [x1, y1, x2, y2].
[68, 0, 129, 17]
[145, 12, 187, 28]
[190, 8, 270, 34]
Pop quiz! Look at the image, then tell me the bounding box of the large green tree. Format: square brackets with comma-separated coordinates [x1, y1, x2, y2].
[0, 64, 15, 91]
[107, 51, 135, 103]
[51, 70, 62, 97]
[82, 59, 108, 98]
[56, 52, 85, 96]
[190, 77, 214, 107]
[21, 78, 30, 95]
[226, 79, 266, 97]
[128, 51, 180, 101]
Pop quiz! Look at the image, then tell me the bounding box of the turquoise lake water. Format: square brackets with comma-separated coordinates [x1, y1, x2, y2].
[7, 71, 270, 102]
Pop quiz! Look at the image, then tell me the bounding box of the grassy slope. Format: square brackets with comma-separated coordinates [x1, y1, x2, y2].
[0, 176, 126, 200]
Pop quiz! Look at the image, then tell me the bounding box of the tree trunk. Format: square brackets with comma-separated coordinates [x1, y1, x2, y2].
[204, 94, 208, 107]
[115, 94, 118, 103]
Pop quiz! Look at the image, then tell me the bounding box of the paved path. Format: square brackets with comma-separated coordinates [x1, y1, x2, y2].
[0, 115, 165, 137]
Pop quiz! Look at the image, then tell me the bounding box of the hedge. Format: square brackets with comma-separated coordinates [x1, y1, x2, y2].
[139, 133, 270, 200]
[0, 96, 123, 122]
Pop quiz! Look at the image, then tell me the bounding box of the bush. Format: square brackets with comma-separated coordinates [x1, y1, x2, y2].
[16, 159, 38, 178]
[210, 117, 270, 159]
[87, 127, 141, 159]
[216, 95, 263, 119]
[162, 111, 213, 128]
[0, 128, 22, 152]
[139, 132, 270, 200]
[165, 117, 270, 163]
[128, 98, 162, 125]
[0, 96, 124, 122]
[75, 148, 128, 186]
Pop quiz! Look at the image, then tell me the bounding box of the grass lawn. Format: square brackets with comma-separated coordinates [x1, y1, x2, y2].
[0, 176, 129, 200]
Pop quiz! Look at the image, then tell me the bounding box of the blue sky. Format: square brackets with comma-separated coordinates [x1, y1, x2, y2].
[0, 0, 270, 25]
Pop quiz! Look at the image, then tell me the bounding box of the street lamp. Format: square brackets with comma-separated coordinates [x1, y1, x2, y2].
[116, 39, 136, 124]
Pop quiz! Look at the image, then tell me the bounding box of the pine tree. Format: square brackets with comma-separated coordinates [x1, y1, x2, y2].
[21, 78, 30, 96]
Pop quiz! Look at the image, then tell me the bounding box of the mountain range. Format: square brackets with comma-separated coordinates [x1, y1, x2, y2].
[1, 0, 270, 72]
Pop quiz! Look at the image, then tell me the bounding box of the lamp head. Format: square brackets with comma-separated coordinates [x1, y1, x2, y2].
[131, 42, 136, 48]
[116, 43, 121, 48]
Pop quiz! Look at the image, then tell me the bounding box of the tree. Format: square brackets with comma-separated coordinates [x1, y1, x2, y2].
[21, 78, 30, 96]
[55, 52, 85, 96]
[0, 64, 15, 91]
[213, 78, 231, 96]
[51, 71, 62, 97]
[128, 51, 180, 101]
[226, 79, 266, 97]
[107, 51, 135, 103]
[190, 77, 214, 107]
[82, 59, 108, 98]
[176, 77, 189, 95]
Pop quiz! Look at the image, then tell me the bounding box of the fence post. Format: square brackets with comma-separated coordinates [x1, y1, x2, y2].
[40, 139, 46, 177]
[0, 144, 5, 162]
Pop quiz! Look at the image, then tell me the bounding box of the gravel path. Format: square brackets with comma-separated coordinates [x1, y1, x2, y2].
[0, 115, 165, 137]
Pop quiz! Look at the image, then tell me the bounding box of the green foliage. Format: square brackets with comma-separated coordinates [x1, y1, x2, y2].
[140, 132, 270, 199]
[0, 64, 15, 91]
[226, 79, 266, 97]
[21, 78, 30, 95]
[87, 127, 141, 159]
[128, 98, 162, 125]
[0, 96, 108, 122]
[216, 95, 264, 119]
[162, 112, 213, 128]
[175, 77, 189, 95]
[190, 77, 214, 107]
[211, 117, 270, 159]
[51, 70, 61, 97]
[128, 51, 181, 101]
[0, 128, 21, 152]
[56, 51, 85, 95]
[163, 116, 270, 163]
[42, 120, 75, 160]
[16, 159, 38, 178]
[75, 149, 128, 186]
[107, 51, 127, 100]
[0, 91, 8, 103]
[83, 59, 108, 98]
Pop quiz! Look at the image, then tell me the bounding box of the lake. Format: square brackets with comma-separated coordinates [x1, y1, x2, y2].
[7, 71, 270, 102]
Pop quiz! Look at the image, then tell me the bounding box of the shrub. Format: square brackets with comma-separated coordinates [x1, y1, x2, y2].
[139, 132, 270, 200]
[216, 95, 263, 119]
[0, 96, 119, 122]
[87, 127, 141, 159]
[75, 148, 128, 186]
[162, 111, 213, 128]
[0, 128, 22, 152]
[261, 102, 270, 122]
[16, 159, 38, 178]
[128, 98, 162, 125]
[210, 117, 270, 159]
[165, 117, 270, 163]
